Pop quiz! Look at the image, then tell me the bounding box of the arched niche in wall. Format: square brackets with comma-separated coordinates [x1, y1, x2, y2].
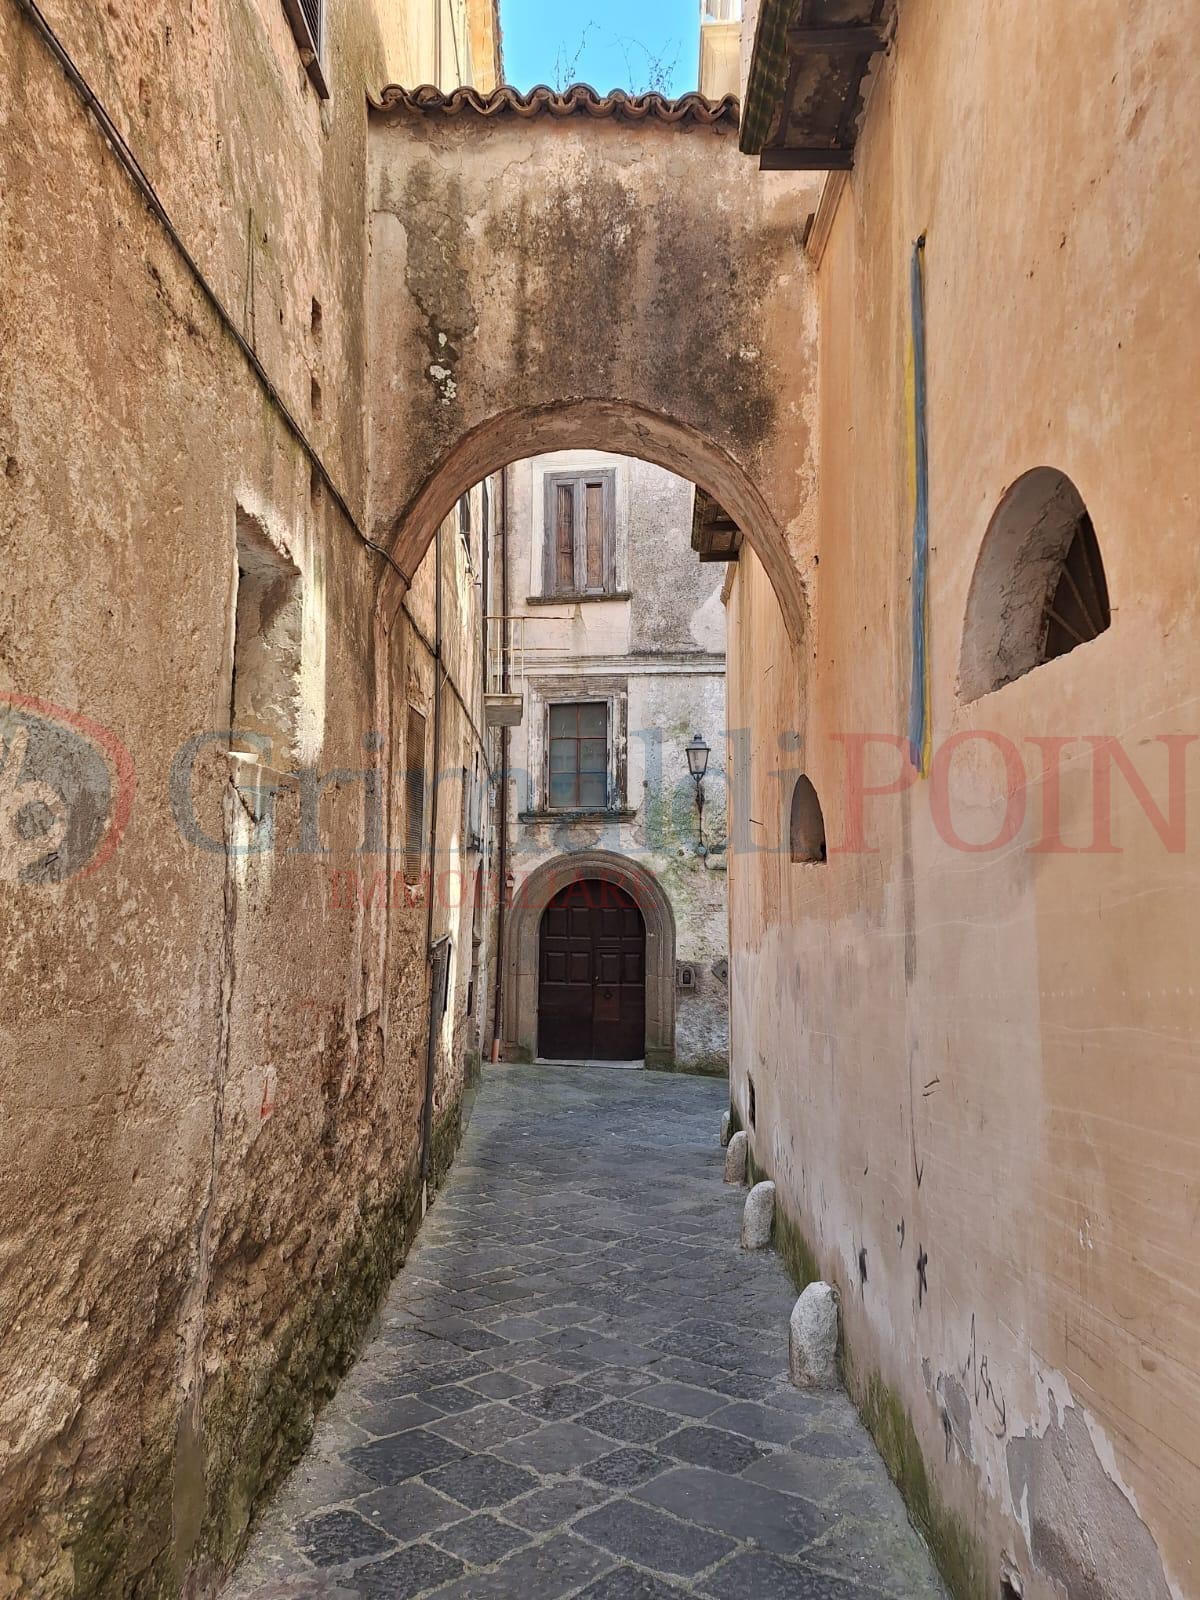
[959, 467, 1111, 702]
[789, 775, 827, 864]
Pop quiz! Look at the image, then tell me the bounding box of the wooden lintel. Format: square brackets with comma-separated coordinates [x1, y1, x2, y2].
[760, 147, 855, 172]
[785, 25, 887, 54]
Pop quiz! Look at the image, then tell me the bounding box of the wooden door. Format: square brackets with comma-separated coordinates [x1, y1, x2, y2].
[538, 880, 645, 1061]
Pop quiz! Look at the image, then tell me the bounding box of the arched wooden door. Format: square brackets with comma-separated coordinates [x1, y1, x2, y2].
[538, 880, 646, 1061]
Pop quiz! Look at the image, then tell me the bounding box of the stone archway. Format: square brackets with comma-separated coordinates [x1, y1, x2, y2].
[367, 85, 819, 643]
[502, 851, 677, 1068]
[372, 400, 810, 643]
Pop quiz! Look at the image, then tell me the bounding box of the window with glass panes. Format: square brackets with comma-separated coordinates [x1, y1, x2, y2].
[547, 703, 609, 810]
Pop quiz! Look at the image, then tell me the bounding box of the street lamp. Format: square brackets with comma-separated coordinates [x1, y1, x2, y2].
[685, 732, 711, 848]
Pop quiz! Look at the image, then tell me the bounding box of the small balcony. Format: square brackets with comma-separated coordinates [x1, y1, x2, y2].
[485, 615, 525, 727]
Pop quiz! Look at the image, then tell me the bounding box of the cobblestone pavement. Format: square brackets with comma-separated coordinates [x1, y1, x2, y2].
[223, 1064, 946, 1600]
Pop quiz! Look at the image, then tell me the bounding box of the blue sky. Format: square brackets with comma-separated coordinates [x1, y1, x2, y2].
[499, 0, 700, 98]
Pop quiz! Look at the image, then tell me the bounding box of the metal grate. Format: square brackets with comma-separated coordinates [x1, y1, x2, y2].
[299, 0, 322, 53]
[281, 0, 328, 95]
[1042, 512, 1111, 664]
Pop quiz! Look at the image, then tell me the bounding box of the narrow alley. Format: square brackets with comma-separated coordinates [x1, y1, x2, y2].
[4, 0, 1199, 1593]
[223, 1065, 944, 1600]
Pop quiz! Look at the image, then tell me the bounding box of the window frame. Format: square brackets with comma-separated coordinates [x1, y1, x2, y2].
[546, 701, 611, 812]
[523, 677, 631, 820]
[280, 0, 330, 99]
[542, 469, 617, 598]
[403, 705, 428, 890]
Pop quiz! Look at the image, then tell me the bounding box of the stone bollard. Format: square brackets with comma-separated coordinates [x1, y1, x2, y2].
[741, 1180, 776, 1248]
[723, 1129, 748, 1185]
[719, 1110, 732, 1148]
[789, 1282, 840, 1389]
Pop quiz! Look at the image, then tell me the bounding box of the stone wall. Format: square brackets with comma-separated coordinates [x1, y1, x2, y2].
[724, 0, 1200, 1593]
[0, 1, 498, 1592]
[365, 93, 818, 638]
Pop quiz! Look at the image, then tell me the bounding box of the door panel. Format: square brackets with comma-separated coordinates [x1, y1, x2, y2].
[538, 879, 646, 1061]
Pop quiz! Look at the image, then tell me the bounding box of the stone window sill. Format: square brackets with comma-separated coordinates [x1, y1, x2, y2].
[525, 591, 631, 606]
[519, 809, 638, 823]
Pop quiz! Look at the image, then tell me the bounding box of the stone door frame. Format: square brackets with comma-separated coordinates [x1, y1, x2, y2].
[502, 851, 676, 1067]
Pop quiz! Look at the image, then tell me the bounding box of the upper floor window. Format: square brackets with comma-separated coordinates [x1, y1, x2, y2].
[404, 706, 427, 887]
[548, 702, 609, 810]
[543, 470, 616, 598]
[281, 0, 329, 99]
[458, 492, 473, 571]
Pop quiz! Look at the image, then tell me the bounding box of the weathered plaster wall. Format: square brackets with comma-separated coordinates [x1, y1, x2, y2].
[502, 453, 730, 1073]
[0, 2, 496, 1593]
[725, 2, 1200, 1595]
[366, 100, 819, 636]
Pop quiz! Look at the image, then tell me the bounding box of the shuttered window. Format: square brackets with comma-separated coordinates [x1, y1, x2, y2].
[404, 707, 427, 887]
[543, 471, 616, 596]
[548, 702, 609, 811]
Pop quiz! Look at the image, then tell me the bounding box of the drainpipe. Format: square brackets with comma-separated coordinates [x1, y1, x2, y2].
[420, 522, 444, 1190]
[490, 465, 510, 1062]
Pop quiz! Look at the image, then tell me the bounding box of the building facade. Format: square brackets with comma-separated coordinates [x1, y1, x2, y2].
[721, 5, 1200, 1600]
[494, 452, 730, 1074]
[0, 1, 501, 1593]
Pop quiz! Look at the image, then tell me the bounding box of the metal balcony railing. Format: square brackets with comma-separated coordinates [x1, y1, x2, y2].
[484, 615, 525, 726]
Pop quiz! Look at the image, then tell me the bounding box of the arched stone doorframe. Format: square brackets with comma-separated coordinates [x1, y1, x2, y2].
[503, 851, 677, 1068]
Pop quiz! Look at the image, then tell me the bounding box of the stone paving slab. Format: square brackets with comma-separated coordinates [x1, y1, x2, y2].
[220, 1064, 946, 1600]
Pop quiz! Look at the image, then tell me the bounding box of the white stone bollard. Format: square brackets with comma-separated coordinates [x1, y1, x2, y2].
[789, 1282, 840, 1389]
[719, 1110, 732, 1148]
[741, 1181, 776, 1249]
[723, 1129, 748, 1185]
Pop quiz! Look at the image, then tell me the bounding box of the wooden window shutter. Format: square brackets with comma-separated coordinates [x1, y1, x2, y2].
[554, 482, 575, 591]
[404, 706, 427, 887]
[583, 480, 606, 590]
[543, 470, 617, 596]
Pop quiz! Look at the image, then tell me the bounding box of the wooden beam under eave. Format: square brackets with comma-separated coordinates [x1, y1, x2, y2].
[785, 25, 887, 53]
[760, 147, 855, 171]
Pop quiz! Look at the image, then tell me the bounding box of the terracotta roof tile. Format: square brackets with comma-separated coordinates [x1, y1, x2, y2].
[372, 82, 740, 128]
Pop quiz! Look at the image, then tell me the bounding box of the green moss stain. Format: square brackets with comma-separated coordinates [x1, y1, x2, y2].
[769, 1190, 822, 1296]
[63, 1429, 177, 1600]
[855, 1370, 989, 1600]
[54, 1098, 468, 1599]
[751, 1162, 989, 1600]
[199, 1100, 465, 1579]
[646, 1052, 727, 1079]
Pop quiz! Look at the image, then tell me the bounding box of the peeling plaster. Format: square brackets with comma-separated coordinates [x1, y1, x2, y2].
[1007, 1393, 1175, 1600]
